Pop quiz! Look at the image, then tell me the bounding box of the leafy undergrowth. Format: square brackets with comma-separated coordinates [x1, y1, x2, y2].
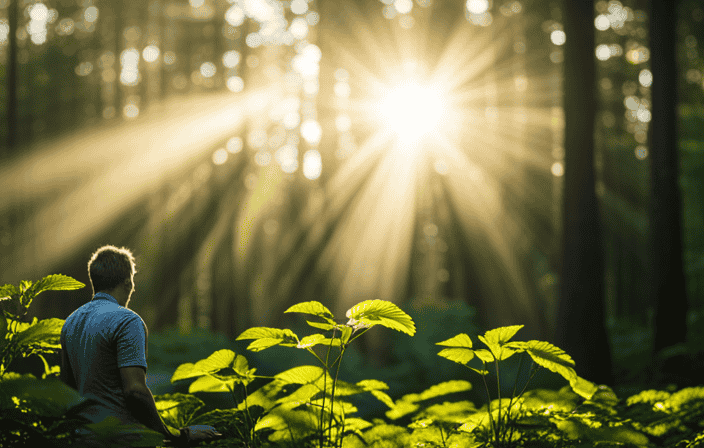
[3, 275, 704, 447]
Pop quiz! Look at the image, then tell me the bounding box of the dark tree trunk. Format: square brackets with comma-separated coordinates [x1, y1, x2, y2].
[649, 0, 688, 353]
[556, 0, 613, 385]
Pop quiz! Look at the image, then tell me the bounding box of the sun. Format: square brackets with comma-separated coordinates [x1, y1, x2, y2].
[377, 79, 447, 145]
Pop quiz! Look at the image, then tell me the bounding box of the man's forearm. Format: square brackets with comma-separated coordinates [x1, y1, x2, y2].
[124, 385, 178, 439]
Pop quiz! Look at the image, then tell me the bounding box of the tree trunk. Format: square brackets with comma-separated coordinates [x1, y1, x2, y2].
[6, 0, 18, 151]
[556, 0, 613, 385]
[649, 0, 688, 353]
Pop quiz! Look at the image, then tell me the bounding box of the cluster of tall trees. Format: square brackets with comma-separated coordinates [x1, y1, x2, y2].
[558, 0, 689, 385]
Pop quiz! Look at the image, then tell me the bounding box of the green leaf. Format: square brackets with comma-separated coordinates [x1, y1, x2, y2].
[356, 379, 389, 391]
[474, 349, 494, 363]
[386, 400, 419, 420]
[569, 375, 599, 401]
[0, 284, 18, 300]
[31, 275, 85, 294]
[296, 333, 341, 349]
[468, 367, 490, 376]
[512, 340, 578, 384]
[437, 348, 474, 365]
[555, 419, 649, 445]
[478, 325, 523, 361]
[344, 417, 373, 432]
[0, 375, 86, 417]
[370, 390, 396, 409]
[171, 349, 249, 382]
[436, 333, 473, 348]
[340, 325, 353, 344]
[236, 327, 299, 352]
[187, 374, 239, 393]
[284, 301, 335, 321]
[12, 318, 64, 351]
[305, 320, 335, 331]
[345, 300, 416, 336]
[417, 380, 472, 401]
[154, 393, 205, 428]
[275, 365, 325, 385]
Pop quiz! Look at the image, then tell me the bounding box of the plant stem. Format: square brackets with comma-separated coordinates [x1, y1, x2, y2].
[479, 363, 496, 446]
[494, 359, 502, 445]
[330, 345, 346, 447]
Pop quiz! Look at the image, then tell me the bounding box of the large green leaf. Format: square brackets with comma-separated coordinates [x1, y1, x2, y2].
[297, 333, 341, 349]
[417, 380, 472, 401]
[12, 318, 64, 351]
[171, 349, 247, 383]
[32, 275, 85, 294]
[305, 320, 335, 331]
[188, 374, 239, 393]
[569, 375, 599, 401]
[345, 300, 416, 336]
[154, 393, 205, 428]
[436, 333, 473, 348]
[437, 348, 474, 365]
[0, 375, 86, 417]
[511, 340, 579, 385]
[275, 365, 325, 385]
[478, 325, 523, 361]
[236, 327, 299, 352]
[284, 301, 335, 321]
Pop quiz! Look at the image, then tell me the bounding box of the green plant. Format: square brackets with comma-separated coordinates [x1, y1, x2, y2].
[0, 274, 85, 378]
[435, 325, 599, 447]
[169, 348, 267, 447]
[236, 299, 416, 448]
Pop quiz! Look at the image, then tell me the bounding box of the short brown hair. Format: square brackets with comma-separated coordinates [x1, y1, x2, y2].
[88, 245, 136, 293]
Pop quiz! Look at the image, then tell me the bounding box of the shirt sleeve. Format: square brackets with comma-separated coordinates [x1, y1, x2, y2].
[115, 313, 148, 371]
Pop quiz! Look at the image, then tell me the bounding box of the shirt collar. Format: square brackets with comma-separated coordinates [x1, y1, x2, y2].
[92, 292, 119, 305]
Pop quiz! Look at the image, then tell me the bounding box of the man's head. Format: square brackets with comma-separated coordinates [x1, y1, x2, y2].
[87, 245, 137, 307]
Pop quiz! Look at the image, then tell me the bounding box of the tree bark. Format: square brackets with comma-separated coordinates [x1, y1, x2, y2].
[649, 0, 688, 353]
[556, 0, 613, 385]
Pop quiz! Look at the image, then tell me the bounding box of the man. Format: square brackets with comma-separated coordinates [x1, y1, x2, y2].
[60, 245, 221, 446]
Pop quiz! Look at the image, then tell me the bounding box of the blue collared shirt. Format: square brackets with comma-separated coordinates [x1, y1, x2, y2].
[61, 292, 148, 426]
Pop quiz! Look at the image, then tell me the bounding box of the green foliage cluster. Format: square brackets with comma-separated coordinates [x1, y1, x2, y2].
[4, 275, 704, 447]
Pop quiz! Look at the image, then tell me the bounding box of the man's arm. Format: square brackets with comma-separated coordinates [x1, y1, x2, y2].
[60, 343, 77, 390]
[120, 366, 180, 440]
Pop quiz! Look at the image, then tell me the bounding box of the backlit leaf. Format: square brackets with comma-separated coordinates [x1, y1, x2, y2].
[305, 320, 335, 331]
[32, 275, 85, 294]
[370, 390, 396, 409]
[417, 380, 472, 401]
[285, 301, 335, 321]
[345, 300, 416, 336]
[171, 349, 250, 383]
[435, 333, 473, 348]
[188, 374, 238, 393]
[478, 325, 523, 361]
[474, 349, 494, 363]
[236, 327, 299, 352]
[13, 318, 63, 350]
[275, 365, 325, 385]
[570, 375, 598, 401]
[437, 348, 474, 365]
[514, 340, 578, 384]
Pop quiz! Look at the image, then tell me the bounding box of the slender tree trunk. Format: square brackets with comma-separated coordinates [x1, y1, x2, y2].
[649, 0, 688, 353]
[7, 0, 18, 150]
[556, 0, 613, 385]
